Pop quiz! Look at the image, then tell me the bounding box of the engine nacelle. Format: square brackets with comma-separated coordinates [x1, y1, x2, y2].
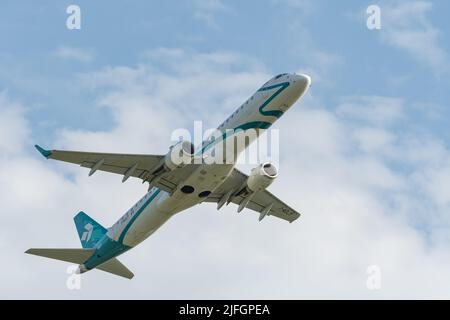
[247, 162, 278, 192]
[164, 140, 195, 171]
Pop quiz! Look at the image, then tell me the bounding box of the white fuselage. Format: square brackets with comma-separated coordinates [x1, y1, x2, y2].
[107, 73, 311, 248]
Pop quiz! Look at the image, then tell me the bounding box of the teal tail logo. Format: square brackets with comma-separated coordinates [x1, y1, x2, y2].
[81, 223, 93, 242]
[74, 211, 107, 248]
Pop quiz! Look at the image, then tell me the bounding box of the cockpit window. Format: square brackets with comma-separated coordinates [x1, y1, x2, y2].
[275, 73, 287, 79]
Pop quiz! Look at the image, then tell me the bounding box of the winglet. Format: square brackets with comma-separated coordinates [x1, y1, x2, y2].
[34, 144, 52, 159]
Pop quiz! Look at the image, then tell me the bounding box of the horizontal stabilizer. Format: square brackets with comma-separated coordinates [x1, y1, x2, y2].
[96, 258, 134, 279]
[25, 248, 95, 264]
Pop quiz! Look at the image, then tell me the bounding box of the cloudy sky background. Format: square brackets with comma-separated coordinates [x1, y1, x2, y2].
[1, 0, 450, 298]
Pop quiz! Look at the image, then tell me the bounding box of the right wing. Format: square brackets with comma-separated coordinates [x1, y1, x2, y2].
[34, 145, 198, 194]
[204, 168, 301, 223]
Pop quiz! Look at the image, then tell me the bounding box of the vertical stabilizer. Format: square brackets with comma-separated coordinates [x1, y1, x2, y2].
[73, 211, 107, 248]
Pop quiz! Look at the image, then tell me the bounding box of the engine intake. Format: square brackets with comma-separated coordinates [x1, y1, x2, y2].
[246, 162, 278, 192]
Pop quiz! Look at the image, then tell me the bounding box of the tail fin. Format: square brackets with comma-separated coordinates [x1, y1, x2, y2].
[73, 211, 107, 248]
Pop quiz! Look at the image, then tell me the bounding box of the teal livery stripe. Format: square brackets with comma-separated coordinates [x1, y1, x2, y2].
[200, 121, 272, 154]
[235, 121, 272, 130]
[84, 235, 131, 270]
[198, 81, 289, 155]
[257, 81, 290, 118]
[118, 188, 161, 244]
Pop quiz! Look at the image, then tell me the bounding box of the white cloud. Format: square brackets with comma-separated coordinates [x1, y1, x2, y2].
[0, 93, 29, 155]
[297, 51, 343, 84]
[337, 96, 404, 126]
[55, 46, 94, 63]
[380, 1, 449, 73]
[286, 19, 343, 84]
[192, 0, 227, 29]
[71, 48, 269, 154]
[2, 48, 450, 298]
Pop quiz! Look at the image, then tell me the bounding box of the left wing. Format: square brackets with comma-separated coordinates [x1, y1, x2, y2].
[204, 168, 301, 223]
[34, 145, 198, 194]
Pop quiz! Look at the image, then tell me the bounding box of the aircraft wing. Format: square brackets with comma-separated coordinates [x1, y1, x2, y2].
[34, 145, 198, 194]
[204, 168, 301, 223]
[35, 145, 301, 222]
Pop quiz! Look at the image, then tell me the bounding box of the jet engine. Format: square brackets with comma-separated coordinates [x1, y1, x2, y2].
[246, 162, 278, 192]
[163, 140, 195, 171]
[144, 140, 195, 190]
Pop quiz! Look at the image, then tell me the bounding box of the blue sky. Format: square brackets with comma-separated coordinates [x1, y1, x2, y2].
[1, 0, 449, 141]
[1, 0, 450, 298]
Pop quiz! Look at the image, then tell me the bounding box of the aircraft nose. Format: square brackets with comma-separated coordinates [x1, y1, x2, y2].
[282, 73, 311, 104]
[292, 73, 311, 94]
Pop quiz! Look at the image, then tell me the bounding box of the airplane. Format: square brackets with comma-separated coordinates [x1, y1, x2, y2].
[26, 73, 312, 279]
